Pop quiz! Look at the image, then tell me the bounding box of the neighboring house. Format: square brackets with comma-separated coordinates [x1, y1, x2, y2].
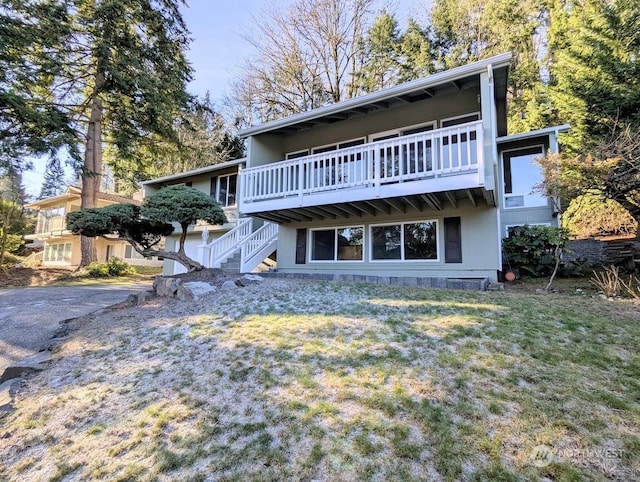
[24, 186, 161, 268]
[148, 52, 567, 285]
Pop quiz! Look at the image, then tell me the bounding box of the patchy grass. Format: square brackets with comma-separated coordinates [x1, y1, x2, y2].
[0, 279, 638, 481]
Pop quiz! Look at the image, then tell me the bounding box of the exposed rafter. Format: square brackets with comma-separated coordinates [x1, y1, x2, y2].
[420, 193, 442, 210]
[259, 212, 289, 223]
[365, 199, 391, 214]
[336, 203, 363, 217]
[297, 207, 326, 220]
[278, 210, 313, 222]
[401, 196, 423, 212]
[445, 192, 457, 208]
[465, 189, 477, 207]
[394, 95, 412, 104]
[303, 206, 335, 219]
[352, 201, 377, 217]
[317, 204, 351, 218]
[482, 190, 495, 207]
[384, 197, 405, 214]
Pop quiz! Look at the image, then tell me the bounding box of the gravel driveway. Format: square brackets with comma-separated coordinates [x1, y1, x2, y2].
[0, 282, 152, 377]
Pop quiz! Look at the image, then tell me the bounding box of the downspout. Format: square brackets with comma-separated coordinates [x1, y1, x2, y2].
[488, 63, 503, 272]
[552, 128, 562, 228]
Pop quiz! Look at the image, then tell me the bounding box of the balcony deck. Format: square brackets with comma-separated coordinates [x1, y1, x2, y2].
[240, 121, 494, 223]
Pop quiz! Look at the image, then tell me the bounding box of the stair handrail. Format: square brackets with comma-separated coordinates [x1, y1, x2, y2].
[204, 218, 253, 267]
[241, 222, 278, 272]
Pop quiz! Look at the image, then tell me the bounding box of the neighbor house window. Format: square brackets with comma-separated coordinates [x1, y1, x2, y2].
[38, 206, 65, 233]
[211, 173, 237, 207]
[371, 221, 438, 261]
[310, 226, 364, 261]
[44, 242, 72, 262]
[502, 146, 547, 208]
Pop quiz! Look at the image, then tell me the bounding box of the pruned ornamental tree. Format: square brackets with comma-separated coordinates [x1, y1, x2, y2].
[537, 121, 640, 237]
[67, 186, 227, 271]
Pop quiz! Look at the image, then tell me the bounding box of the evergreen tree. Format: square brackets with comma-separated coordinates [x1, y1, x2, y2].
[0, 0, 77, 167]
[547, 0, 640, 152]
[112, 93, 244, 190]
[358, 11, 402, 93]
[397, 19, 436, 82]
[8, 0, 194, 266]
[38, 159, 67, 199]
[429, 0, 548, 133]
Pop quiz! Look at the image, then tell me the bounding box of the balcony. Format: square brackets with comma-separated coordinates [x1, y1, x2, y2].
[240, 121, 492, 222]
[36, 215, 67, 235]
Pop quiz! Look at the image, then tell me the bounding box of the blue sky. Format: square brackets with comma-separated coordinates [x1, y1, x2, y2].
[181, 0, 420, 100]
[23, 0, 420, 196]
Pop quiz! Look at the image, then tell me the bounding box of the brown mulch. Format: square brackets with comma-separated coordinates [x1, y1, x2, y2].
[0, 267, 75, 288]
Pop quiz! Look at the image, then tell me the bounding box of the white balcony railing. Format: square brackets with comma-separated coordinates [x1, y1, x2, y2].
[203, 218, 253, 268]
[241, 121, 484, 204]
[240, 221, 278, 273]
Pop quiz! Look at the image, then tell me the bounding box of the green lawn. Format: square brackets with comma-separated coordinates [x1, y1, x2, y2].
[0, 280, 638, 481]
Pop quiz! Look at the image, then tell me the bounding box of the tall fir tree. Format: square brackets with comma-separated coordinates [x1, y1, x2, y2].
[38, 160, 67, 199]
[397, 19, 437, 82]
[0, 0, 77, 167]
[7, 0, 194, 266]
[358, 11, 402, 93]
[111, 93, 244, 191]
[547, 0, 640, 152]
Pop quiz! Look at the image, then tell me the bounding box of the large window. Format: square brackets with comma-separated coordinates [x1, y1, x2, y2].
[38, 206, 65, 233]
[211, 174, 237, 207]
[371, 221, 438, 261]
[44, 242, 72, 262]
[502, 146, 547, 208]
[310, 226, 364, 261]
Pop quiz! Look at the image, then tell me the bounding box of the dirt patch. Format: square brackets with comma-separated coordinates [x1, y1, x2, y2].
[0, 267, 75, 288]
[168, 268, 239, 285]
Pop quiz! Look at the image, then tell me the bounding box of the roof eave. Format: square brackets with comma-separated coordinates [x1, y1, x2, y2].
[141, 158, 246, 186]
[497, 124, 571, 144]
[238, 52, 513, 138]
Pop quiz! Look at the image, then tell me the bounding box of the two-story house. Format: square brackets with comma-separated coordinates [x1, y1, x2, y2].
[24, 186, 161, 268]
[236, 52, 567, 285]
[149, 53, 567, 286]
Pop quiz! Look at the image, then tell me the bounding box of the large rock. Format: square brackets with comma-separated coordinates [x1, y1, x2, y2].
[177, 282, 217, 301]
[221, 280, 239, 290]
[154, 277, 182, 297]
[235, 274, 264, 287]
[0, 351, 53, 384]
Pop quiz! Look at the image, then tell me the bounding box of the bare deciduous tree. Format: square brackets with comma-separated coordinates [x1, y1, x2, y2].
[230, 0, 374, 126]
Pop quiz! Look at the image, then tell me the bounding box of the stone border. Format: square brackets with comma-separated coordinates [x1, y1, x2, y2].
[257, 272, 489, 291]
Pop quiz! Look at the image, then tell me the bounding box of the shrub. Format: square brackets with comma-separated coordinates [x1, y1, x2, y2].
[86, 257, 135, 277]
[564, 193, 637, 238]
[502, 225, 569, 277]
